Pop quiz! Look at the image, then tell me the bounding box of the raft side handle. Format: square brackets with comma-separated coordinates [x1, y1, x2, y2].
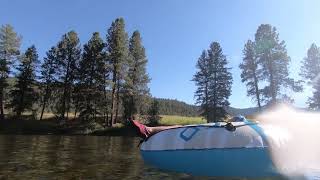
[180, 127, 200, 141]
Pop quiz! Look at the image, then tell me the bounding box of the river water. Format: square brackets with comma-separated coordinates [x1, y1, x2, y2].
[0, 135, 291, 179]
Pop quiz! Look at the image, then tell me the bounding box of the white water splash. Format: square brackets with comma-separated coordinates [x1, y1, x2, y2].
[257, 105, 320, 179]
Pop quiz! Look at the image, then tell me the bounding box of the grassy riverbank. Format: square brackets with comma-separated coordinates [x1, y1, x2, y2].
[160, 115, 205, 125]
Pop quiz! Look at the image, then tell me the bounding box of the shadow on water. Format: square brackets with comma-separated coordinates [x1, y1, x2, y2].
[0, 135, 286, 180]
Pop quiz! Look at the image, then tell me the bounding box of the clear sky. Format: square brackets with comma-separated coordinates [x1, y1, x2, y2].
[1, 0, 320, 108]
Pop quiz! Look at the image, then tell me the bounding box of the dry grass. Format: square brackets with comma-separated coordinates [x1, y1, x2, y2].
[159, 115, 205, 125]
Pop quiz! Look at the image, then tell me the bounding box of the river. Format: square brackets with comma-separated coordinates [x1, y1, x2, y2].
[0, 135, 289, 180]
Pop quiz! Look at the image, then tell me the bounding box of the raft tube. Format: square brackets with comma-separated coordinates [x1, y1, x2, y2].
[140, 118, 281, 177]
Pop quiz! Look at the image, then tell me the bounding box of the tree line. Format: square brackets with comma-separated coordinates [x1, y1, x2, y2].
[1, 21, 319, 125]
[194, 24, 317, 122]
[156, 98, 199, 117]
[0, 18, 154, 127]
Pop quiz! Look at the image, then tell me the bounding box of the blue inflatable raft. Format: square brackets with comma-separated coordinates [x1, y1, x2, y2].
[140, 118, 281, 177]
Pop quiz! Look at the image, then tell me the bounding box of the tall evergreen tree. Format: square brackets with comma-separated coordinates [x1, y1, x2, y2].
[207, 42, 233, 121]
[300, 43, 320, 109]
[77, 32, 106, 122]
[193, 42, 232, 122]
[39, 47, 58, 121]
[300, 43, 320, 82]
[255, 24, 302, 104]
[0, 24, 21, 120]
[123, 31, 150, 119]
[106, 18, 129, 126]
[193, 51, 211, 120]
[239, 40, 263, 110]
[9, 45, 38, 117]
[56, 31, 81, 121]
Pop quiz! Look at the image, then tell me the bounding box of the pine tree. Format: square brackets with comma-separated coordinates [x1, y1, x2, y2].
[255, 24, 302, 104]
[193, 51, 211, 120]
[9, 45, 38, 117]
[308, 80, 320, 110]
[300, 44, 320, 82]
[239, 40, 262, 110]
[300, 43, 320, 109]
[123, 31, 150, 119]
[193, 42, 233, 122]
[39, 47, 58, 121]
[56, 31, 81, 121]
[0, 24, 21, 120]
[77, 32, 106, 123]
[207, 42, 233, 121]
[106, 18, 129, 126]
[148, 98, 160, 125]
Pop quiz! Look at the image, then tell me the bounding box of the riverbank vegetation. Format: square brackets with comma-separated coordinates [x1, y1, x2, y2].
[0, 115, 205, 135]
[0, 18, 154, 129]
[0, 19, 319, 134]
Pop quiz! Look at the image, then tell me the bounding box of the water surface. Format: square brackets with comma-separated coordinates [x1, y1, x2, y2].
[0, 135, 286, 179]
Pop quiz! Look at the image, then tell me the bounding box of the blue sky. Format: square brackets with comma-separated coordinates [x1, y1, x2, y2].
[1, 0, 320, 108]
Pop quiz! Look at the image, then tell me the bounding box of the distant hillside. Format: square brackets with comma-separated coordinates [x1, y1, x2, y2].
[156, 98, 259, 117]
[225, 106, 259, 116]
[156, 98, 199, 117]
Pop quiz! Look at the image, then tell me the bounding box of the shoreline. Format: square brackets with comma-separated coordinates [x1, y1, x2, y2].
[0, 115, 206, 136]
[0, 119, 137, 136]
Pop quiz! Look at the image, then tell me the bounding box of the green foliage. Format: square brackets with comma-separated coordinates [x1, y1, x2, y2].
[77, 32, 106, 123]
[156, 98, 199, 116]
[308, 81, 320, 110]
[239, 40, 262, 109]
[9, 45, 39, 117]
[254, 24, 302, 104]
[0, 20, 152, 128]
[123, 31, 150, 119]
[300, 43, 320, 110]
[240, 24, 303, 108]
[193, 51, 210, 120]
[0, 21, 154, 128]
[300, 44, 320, 82]
[40, 47, 57, 86]
[4, 21, 311, 130]
[193, 42, 233, 122]
[55, 31, 81, 120]
[148, 99, 160, 125]
[39, 47, 58, 120]
[106, 18, 130, 125]
[0, 24, 21, 66]
[0, 24, 21, 119]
